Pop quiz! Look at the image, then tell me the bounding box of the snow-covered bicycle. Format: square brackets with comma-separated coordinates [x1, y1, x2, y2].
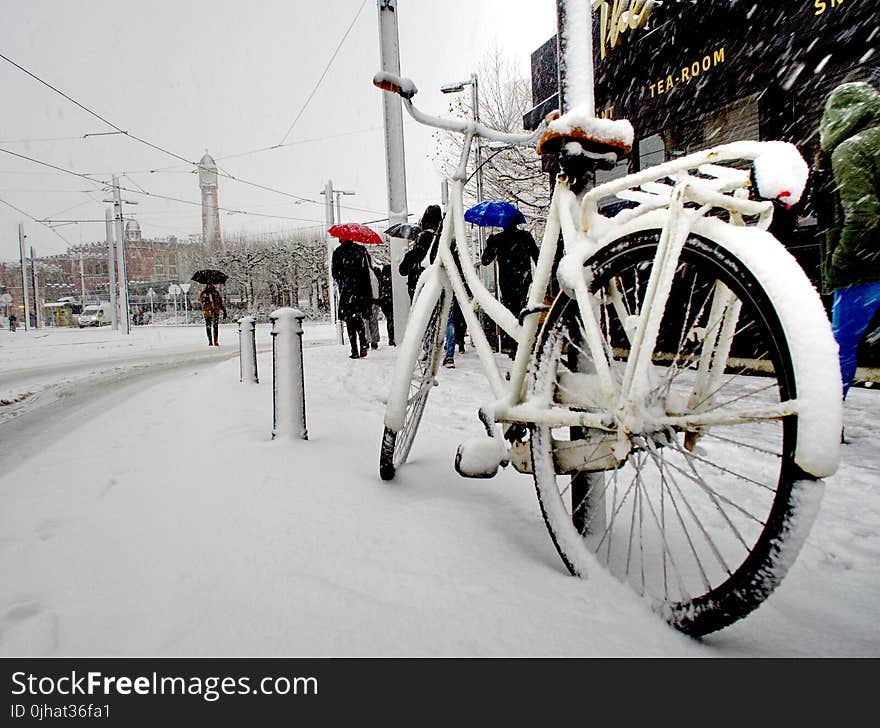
[372, 69, 841, 636]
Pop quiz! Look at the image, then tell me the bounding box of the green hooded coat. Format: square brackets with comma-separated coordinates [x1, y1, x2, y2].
[818, 81, 880, 291]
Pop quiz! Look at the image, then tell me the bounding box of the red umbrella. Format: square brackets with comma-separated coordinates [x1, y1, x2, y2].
[328, 223, 383, 245]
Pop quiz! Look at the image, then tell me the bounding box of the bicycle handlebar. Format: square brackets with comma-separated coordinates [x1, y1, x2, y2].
[373, 71, 541, 147]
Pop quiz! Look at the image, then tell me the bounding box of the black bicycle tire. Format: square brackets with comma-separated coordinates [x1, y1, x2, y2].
[379, 289, 448, 480]
[529, 231, 815, 636]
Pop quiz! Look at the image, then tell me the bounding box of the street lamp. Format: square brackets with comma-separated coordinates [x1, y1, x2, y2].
[441, 73, 483, 219]
[442, 72, 497, 348]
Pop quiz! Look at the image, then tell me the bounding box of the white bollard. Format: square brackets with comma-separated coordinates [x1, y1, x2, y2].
[238, 315, 258, 383]
[270, 307, 308, 440]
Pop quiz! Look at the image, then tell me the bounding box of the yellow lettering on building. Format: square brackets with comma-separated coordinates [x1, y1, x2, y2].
[593, 0, 656, 59]
[815, 0, 845, 15]
[646, 47, 727, 98]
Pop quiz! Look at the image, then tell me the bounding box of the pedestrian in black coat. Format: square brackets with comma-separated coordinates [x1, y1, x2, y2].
[481, 222, 539, 357]
[377, 263, 395, 345]
[331, 239, 373, 358]
[399, 204, 442, 301]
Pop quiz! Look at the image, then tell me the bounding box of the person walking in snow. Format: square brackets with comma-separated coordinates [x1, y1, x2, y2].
[377, 263, 395, 346]
[399, 204, 442, 301]
[8, 313, 16, 332]
[817, 79, 880, 399]
[199, 283, 227, 346]
[360, 252, 381, 350]
[331, 238, 373, 359]
[481, 221, 539, 358]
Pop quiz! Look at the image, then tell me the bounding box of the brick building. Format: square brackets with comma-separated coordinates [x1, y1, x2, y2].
[0, 221, 193, 324]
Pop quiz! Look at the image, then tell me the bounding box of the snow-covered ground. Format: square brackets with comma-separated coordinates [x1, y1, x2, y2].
[0, 321, 877, 656]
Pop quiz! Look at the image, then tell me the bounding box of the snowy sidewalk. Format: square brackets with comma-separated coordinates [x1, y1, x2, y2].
[1, 329, 878, 656]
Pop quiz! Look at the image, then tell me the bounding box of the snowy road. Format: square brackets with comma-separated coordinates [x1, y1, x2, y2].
[1, 323, 878, 656]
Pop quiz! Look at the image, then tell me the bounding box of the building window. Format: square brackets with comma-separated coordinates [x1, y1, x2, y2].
[168, 254, 178, 277]
[155, 257, 165, 277]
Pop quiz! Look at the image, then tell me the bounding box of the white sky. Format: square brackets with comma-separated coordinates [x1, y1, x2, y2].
[0, 0, 558, 261]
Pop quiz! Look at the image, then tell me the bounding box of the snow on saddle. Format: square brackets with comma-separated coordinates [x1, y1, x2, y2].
[537, 106, 635, 163]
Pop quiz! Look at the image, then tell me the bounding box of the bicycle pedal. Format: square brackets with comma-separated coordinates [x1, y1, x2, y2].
[454, 437, 509, 479]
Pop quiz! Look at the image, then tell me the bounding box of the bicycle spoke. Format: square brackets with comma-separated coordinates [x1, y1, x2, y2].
[529, 231, 807, 635]
[702, 431, 782, 458]
[666, 436, 777, 499]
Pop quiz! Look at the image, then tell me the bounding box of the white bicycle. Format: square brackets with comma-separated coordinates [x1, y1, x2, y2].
[373, 71, 841, 636]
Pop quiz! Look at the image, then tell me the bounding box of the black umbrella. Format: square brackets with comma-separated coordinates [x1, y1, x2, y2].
[384, 222, 421, 241]
[191, 269, 228, 285]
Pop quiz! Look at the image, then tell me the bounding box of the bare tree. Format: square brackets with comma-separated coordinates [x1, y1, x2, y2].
[432, 46, 550, 234]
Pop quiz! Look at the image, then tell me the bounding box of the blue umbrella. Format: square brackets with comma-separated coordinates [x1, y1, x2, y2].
[464, 200, 526, 228]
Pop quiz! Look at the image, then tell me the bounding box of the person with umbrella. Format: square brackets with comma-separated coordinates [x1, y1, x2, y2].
[399, 204, 441, 301]
[472, 202, 538, 358]
[198, 282, 227, 346]
[330, 229, 376, 359]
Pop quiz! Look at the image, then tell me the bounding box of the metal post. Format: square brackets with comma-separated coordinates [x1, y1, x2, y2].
[112, 176, 131, 334]
[105, 207, 118, 330]
[79, 252, 86, 303]
[18, 224, 30, 331]
[377, 0, 411, 341]
[334, 189, 354, 224]
[29, 245, 39, 328]
[556, 0, 595, 115]
[323, 179, 344, 345]
[238, 315, 259, 383]
[270, 307, 308, 440]
[471, 73, 485, 256]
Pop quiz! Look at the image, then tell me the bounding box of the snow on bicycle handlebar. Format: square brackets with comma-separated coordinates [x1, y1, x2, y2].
[374, 70, 540, 146]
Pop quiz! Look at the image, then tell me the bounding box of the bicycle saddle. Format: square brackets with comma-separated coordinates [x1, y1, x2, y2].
[536, 108, 633, 164]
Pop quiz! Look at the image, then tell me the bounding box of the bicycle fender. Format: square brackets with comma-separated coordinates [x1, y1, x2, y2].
[593, 210, 841, 478]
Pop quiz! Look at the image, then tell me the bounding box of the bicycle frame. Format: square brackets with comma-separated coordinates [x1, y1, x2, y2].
[396, 139, 795, 440]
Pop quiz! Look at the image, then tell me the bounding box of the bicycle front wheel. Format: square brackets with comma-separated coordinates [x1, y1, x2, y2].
[529, 231, 820, 636]
[379, 287, 449, 480]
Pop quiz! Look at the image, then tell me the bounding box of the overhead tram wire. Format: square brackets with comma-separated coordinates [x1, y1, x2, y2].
[1, 50, 386, 219]
[0, 194, 75, 247]
[0, 147, 329, 225]
[277, 0, 369, 146]
[0, 51, 195, 168]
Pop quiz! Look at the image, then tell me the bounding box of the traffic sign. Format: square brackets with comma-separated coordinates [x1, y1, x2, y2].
[0, 293, 12, 304]
[168, 284, 181, 295]
[147, 288, 156, 299]
[179, 283, 191, 294]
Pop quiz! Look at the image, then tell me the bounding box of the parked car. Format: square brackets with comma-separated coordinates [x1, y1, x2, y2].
[78, 302, 113, 327]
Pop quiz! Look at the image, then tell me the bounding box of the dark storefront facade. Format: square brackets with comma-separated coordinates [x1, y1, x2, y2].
[526, 0, 879, 284]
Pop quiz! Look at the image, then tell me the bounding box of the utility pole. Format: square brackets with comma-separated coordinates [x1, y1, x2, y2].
[105, 206, 118, 330]
[108, 175, 136, 334]
[334, 189, 355, 224]
[79, 252, 86, 303]
[30, 245, 39, 328]
[321, 180, 349, 345]
[18, 224, 30, 331]
[377, 0, 410, 341]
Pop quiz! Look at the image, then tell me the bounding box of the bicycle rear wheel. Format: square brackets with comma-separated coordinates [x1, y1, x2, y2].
[379, 288, 449, 480]
[529, 231, 821, 636]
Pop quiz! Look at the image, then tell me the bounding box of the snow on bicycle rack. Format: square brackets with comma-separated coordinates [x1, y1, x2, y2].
[549, 140, 839, 478]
